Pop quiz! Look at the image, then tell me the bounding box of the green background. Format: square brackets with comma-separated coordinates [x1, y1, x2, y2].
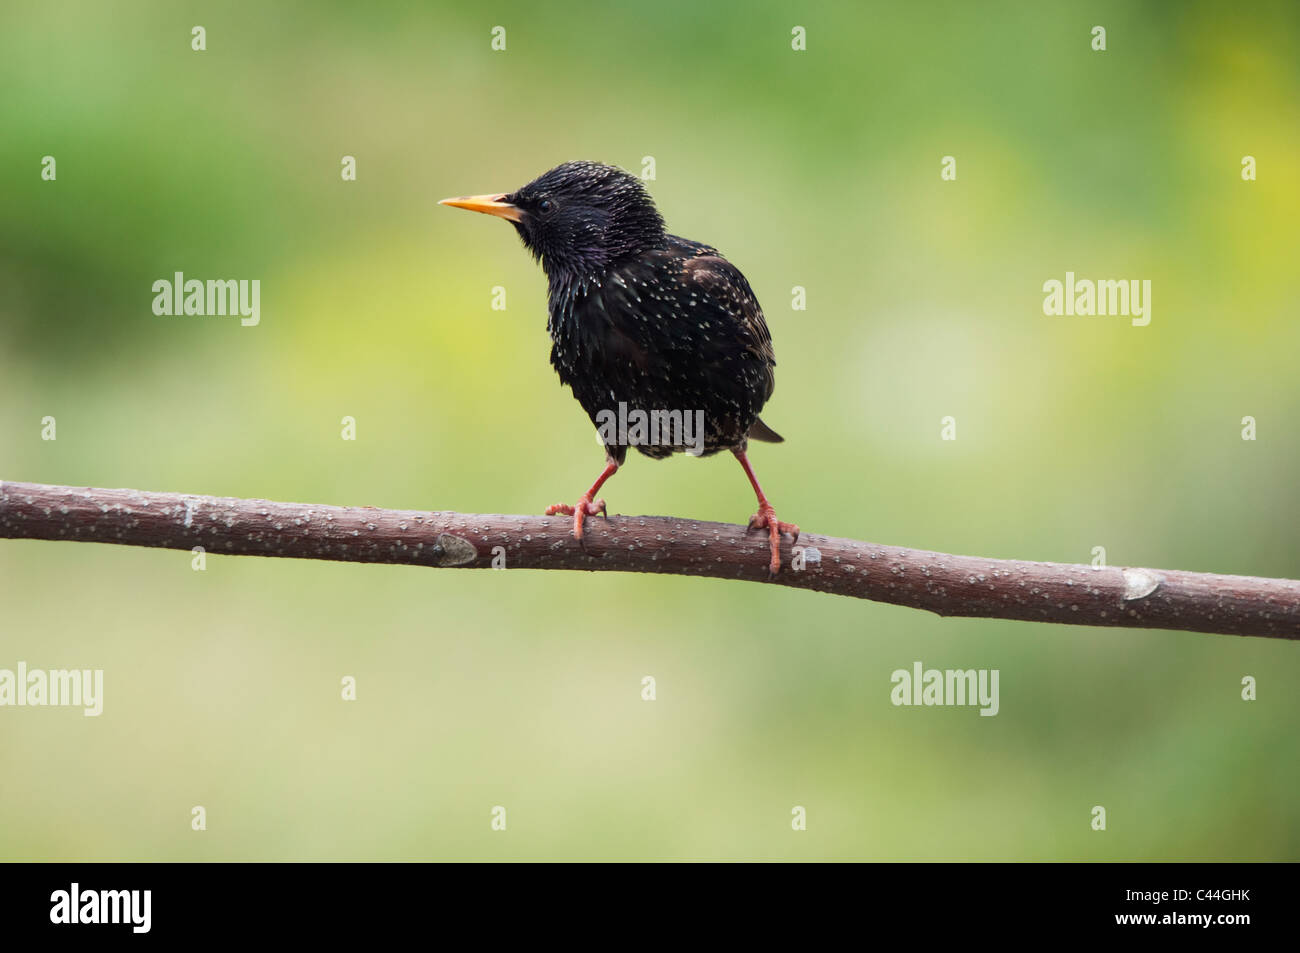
[2, 0, 1297, 860]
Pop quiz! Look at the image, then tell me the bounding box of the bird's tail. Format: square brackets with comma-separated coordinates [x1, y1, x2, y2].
[747, 417, 784, 443]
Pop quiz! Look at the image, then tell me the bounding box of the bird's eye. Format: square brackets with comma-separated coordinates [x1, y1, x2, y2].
[539, 199, 554, 213]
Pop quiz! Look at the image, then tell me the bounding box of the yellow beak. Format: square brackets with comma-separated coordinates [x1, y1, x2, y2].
[438, 193, 524, 223]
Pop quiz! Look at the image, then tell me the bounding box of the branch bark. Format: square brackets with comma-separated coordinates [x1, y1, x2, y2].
[2, 480, 1297, 640]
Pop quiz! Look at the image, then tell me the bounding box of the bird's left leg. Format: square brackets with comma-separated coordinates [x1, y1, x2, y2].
[734, 449, 799, 575]
[545, 457, 619, 543]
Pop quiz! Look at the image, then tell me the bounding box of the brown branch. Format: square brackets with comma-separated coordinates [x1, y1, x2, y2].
[2, 479, 1297, 640]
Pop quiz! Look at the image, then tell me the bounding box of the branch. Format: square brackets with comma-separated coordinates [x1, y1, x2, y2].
[2, 480, 1297, 640]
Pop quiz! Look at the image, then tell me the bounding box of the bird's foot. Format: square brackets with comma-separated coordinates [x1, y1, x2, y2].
[747, 504, 800, 575]
[545, 495, 608, 542]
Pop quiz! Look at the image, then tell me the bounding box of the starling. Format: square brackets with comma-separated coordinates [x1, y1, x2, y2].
[440, 161, 797, 574]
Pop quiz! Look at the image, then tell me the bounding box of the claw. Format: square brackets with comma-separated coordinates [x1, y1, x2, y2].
[547, 460, 619, 547]
[747, 503, 799, 575]
[547, 495, 607, 543]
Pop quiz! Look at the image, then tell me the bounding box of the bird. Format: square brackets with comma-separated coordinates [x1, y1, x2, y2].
[440, 160, 797, 574]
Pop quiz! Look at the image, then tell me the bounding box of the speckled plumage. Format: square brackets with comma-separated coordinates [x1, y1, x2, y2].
[441, 160, 797, 573]
[544, 236, 779, 462]
[503, 161, 781, 462]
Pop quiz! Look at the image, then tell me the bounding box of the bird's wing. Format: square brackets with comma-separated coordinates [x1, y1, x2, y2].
[679, 252, 777, 402]
[581, 242, 780, 437]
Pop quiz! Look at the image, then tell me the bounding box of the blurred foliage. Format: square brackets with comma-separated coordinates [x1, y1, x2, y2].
[1, 0, 1297, 859]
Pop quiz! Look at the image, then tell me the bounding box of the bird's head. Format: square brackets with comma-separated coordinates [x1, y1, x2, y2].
[440, 161, 665, 278]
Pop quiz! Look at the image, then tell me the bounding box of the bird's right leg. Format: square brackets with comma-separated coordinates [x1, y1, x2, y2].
[734, 449, 799, 575]
[546, 457, 619, 542]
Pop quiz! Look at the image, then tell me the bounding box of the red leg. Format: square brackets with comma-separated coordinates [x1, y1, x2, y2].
[734, 449, 799, 575]
[546, 459, 619, 542]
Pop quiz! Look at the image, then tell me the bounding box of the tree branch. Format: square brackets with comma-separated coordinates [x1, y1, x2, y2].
[2, 480, 1297, 640]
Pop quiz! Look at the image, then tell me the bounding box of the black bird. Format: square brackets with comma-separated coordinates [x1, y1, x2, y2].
[440, 161, 797, 574]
